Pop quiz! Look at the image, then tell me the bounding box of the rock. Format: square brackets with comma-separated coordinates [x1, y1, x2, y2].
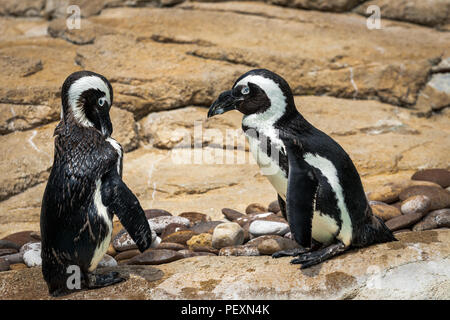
[393, 229, 411, 234]
[246, 235, 284, 247]
[221, 208, 246, 221]
[268, 200, 281, 213]
[366, 180, 442, 204]
[235, 216, 251, 227]
[114, 250, 141, 262]
[98, 254, 117, 268]
[148, 216, 191, 234]
[0, 252, 24, 265]
[355, 0, 450, 28]
[162, 230, 197, 245]
[160, 223, 190, 239]
[0, 259, 10, 272]
[267, 0, 362, 12]
[0, 240, 21, 251]
[257, 238, 301, 255]
[186, 233, 212, 249]
[179, 212, 211, 225]
[399, 186, 450, 211]
[385, 212, 428, 232]
[0, 0, 45, 17]
[1, 231, 40, 247]
[0, 248, 18, 256]
[177, 249, 196, 259]
[249, 220, 290, 237]
[22, 242, 41, 267]
[107, 243, 116, 257]
[412, 169, 450, 188]
[284, 232, 293, 240]
[400, 195, 432, 216]
[219, 245, 260, 257]
[113, 228, 157, 251]
[245, 203, 268, 214]
[415, 73, 450, 114]
[370, 202, 402, 221]
[212, 222, 245, 249]
[9, 263, 27, 271]
[413, 209, 450, 232]
[189, 221, 224, 234]
[128, 249, 183, 265]
[191, 246, 219, 255]
[155, 242, 186, 251]
[144, 209, 172, 220]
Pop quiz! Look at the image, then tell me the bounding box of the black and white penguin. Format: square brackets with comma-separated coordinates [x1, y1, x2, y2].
[40, 71, 152, 296]
[207, 69, 396, 268]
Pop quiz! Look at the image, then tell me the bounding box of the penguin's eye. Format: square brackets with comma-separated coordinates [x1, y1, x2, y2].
[241, 86, 250, 95]
[98, 97, 107, 107]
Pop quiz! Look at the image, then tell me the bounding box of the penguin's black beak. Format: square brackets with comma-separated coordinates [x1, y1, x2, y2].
[207, 90, 238, 118]
[97, 106, 113, 137]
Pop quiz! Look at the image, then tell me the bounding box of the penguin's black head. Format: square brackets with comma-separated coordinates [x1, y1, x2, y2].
[207, 69, 296, 120]
[61, 70, 114, 137]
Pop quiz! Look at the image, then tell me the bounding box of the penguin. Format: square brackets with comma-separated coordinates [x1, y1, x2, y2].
[207, 69, 396, 269]
[40, 71, 153, 296]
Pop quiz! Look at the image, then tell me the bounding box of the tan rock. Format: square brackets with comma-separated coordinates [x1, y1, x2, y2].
[186, 233, 212, 249]
[370, 202, 402, 221]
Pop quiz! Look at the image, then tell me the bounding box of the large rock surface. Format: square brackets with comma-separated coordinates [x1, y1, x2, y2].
[0, 230, 449, 299]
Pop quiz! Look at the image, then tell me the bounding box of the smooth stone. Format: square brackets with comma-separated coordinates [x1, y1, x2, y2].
[412, 169, 450, 188]
[152, 236, 162, 248]
[114, 249, 141, 261]
[370, 202, 402, 221]
[160, 223, 189, 239]
[0, 240, 21, 251]
[367, 180, 441, 204]
[148, 216, 191, 234]
[257, 238, 300, 255]
[98, 254, 117, 268]
[399, 185, 450, 211]
[179, 212, 211, 225]
[393, 229, 412, 234]
[127, 249, 183, 265]
[246, 235, 284, 247]
[249, 220, 290, 237]
[0, 252, 24, 264]
[177, 249, 195, 258]
[191, 246, 219, 255]
[144, 208, 172, 219]
[155, 242, 187, 251]
[107, 243, 116, 257]
[1, 231, 40, 247]
[186, 233, 212, 249]
[221, 208, 246, 221]
[235, 216, 251, 227]
[245, 203, 268, 214]
[268, 200, 281, 213]
[113, 228, 157, 252]
[162, 230, 197, 245]
[9, 263, 27, 271]
[219, 245, 260, 256]
[413, 209, 450, 231]
[385, 211, 428, 231]
[400, 195, 431, 215]
[23, 242, 41, 267]
[189, 221, 223, 234]
[212, 222, 245, 249]
[0, 248, 18, 256]
[0, 259, 10, 272]
[284, 232, 293, 240]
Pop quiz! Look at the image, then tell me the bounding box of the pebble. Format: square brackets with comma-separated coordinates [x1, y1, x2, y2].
[9, 263, 27, 271]
[191, 246, 219, 255]
[107, 243, 116, 257]
[148, 216, 191, 234]
[179, 212, 211, 225]
[219, 245, 260, 256]
[268, 200, 281, 213]
[186, 233, 212, 248]
[115, 249, 141, 261]
[128, 249, 183, 265]
[399, 185, 450, 211]
[177, 250, 216, 258]
[212, 222, 245, 249]
[235, 216, 251, 227]
[97, 254, 117, 268]
[256, 238, 300, 255]
[23, 242, 42, 267]
[145, 208, 172, 219]
[245, 203, 268, 214]
[400, 195, 431, 215]
[411, 169, 450, 188]
[0, 258, 10, 272]
[0, 248, 18, 256]
[284, 232, 293, 240]
[189, 221, 223, 234]
[161, 223, 189, 239]
[0, 240, 21, 251]
[221, 208, 246, 221]
[249, 220, 290, 237]
[1, 231, 40, 247]
[246, 235, 284, 247]
[412, 208, 450, 231]
[162, 230, 197, 245]
[370, 202, 402, 221]
[156, 242, 187, 251]
[0, 252, 24, 264]
[385, 211, 427, 231]
[113, 228, 157, 251]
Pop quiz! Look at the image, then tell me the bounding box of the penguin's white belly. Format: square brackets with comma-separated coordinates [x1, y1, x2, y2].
[89, 179, 112, 272]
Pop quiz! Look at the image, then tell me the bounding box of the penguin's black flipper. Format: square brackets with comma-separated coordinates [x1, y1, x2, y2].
[101, 170, 152, 252]
[282, 136, 318, 249]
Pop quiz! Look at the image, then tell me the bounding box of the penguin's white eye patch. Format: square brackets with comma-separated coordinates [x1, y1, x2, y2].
[98, 97, 107, 107]
[241, 86, 250, 95]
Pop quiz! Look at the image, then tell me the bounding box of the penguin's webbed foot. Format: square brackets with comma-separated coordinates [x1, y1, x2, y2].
[290, 243, 347, 269]
[272, 247, 310, 258]
[86, 271, 125, 289]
